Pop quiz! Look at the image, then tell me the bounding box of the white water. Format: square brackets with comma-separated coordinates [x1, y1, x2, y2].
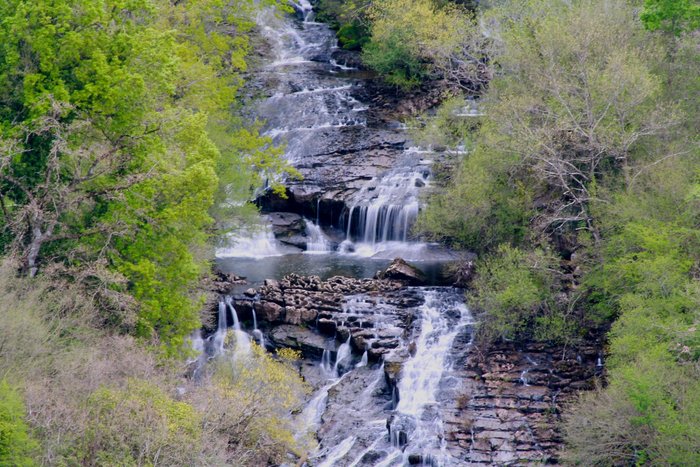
[386, 290, 473, 465]
[305, 220, 332, 253]
[333, 336, 352, 376]
[225, 296, 251, 355]
[318, 436, 357, 467]
[321, 348, 334, 378]
[216, 226, 283, 259]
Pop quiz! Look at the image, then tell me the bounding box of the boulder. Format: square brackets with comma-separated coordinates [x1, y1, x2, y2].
[269, 324, 329, 359]
[379, 258, 427, 285]
[254, 301, 284, 322]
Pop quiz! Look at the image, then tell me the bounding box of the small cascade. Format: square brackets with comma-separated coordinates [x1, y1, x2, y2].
[305, 220, 332, 254]
[216, 225, 282, 259]
[385, 290, 473, 465]
[321, 349, 334, 378]
[225, 296, 251, 355]
[251, 308, 266, 349]
[289, 0, 313, 22]
[333, 336, 352, 377]
[356, 351, 368, 368]
[341, 151, 433, 258]
[212, 299, 229, 355]
[318, 436, 357, 467]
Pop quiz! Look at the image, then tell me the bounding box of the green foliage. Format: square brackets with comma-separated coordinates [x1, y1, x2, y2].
[0, 382, 38, 466]
[0, 0, 295, 355]
[415, 2, 698, 460]
[362, 0, 480, 89]
[469, 244, 577, 344]
[419, 0, 677, 250]
[199, 344, 311, 462]
[416, 120, 533, 251]
[337, 22, 370, 51]
[641, 0, 700, 35]
[408, 97, 480, 149]
[316, 0, 371, 50]
[83, 379, 201, 466]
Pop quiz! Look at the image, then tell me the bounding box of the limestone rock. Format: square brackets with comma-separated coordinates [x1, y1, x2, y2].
[378, 258, 427, 285]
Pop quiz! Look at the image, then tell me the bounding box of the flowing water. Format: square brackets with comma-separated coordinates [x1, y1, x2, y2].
[208, 3, 487, 466]
[215, 0, 456, 267]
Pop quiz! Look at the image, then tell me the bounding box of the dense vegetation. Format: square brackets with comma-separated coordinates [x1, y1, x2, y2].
[0, 0, 697, 464]
[0, 0, 308, 463]
[413, 0, 700, 463]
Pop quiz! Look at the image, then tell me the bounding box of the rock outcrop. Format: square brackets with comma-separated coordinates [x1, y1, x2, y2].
[231, 279, 600, 464]
[377, 258, 427, 285]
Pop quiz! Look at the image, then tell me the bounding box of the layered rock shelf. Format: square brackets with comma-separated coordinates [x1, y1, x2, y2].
[223, 274, 600, 464]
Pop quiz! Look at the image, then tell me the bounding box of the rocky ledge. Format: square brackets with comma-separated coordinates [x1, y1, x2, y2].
[227, 274, 600, 464]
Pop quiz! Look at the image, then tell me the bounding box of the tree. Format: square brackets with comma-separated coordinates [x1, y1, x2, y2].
[0, 0, 294, 354]
[0, 382, 38, 466]
[420, 0, 680, 251]
[641, 0, 700, 35]
[362, 0, 487, 89]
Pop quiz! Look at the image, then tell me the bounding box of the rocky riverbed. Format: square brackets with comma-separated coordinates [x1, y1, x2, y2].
[202, 270, 601, 465]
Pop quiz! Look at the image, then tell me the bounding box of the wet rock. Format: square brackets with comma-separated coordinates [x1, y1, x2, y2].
[244, 288, 257, 297]
[317, 318, 337, 336]
[268, 212, 305, 236]
[378, 258, 427, 285]
[254, 301, 284, 323]
[269, 325, 328, 359]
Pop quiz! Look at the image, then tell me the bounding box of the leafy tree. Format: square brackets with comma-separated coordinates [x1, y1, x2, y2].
[469, 244, 579, 344]
[83, 379, 202, 465]
[0, 0, 294, 354]
[363, 0, 486, 89]
[0, 381, 38, 466]
[641, 0, 700, 35]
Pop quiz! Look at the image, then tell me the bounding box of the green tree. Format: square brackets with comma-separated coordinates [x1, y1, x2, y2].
[362, 0, 485, 89]
[641, 0, 700, 35]
[0, 382, 38, 466]
[0, 0, 294, 354]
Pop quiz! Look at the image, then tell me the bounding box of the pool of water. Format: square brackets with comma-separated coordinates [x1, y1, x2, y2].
[216, 252, 457, 287]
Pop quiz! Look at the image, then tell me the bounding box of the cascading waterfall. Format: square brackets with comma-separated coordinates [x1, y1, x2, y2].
[225, 296, 251, 355]
[341, 149, 433, 258]
[305, 219, 332, 253]
[383, 291, 473, 465]
[333, 336, 352, 376]
[321, 348, 334, 378]
[213, 299, 229, 355]
[255, 3, 367, 165]
[251, 308, 266, 348]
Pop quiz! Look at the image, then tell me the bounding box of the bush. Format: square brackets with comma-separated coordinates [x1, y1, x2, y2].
[469, 244, 577, 345]
[363, 0, 479, 89]
[81, 380, 202, 466]
[0, 382, 38, 466]
[191, 344, 311, 465]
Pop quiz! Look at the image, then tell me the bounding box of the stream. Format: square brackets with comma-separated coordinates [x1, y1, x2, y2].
[206, 3, 597, 465]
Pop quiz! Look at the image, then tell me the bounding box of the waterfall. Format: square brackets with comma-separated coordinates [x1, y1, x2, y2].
[216, 226, 282, 259]
[333, 336, 352, 377]
[386, 290, 473, 464]
[212, 299, 229, 355]
[225, 296, 251, 355]
[251, 308, 266, 349]
[356, 351, 368, 368]
[321, 349, 334, 378]
[342, 154, 432, 258]
[318, 436, 358, 467]
[305, 220, 332, 253]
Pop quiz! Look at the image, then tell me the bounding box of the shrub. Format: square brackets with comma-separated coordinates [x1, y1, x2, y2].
[0, 382, 38, 466]
[469, 245, 578, 345]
